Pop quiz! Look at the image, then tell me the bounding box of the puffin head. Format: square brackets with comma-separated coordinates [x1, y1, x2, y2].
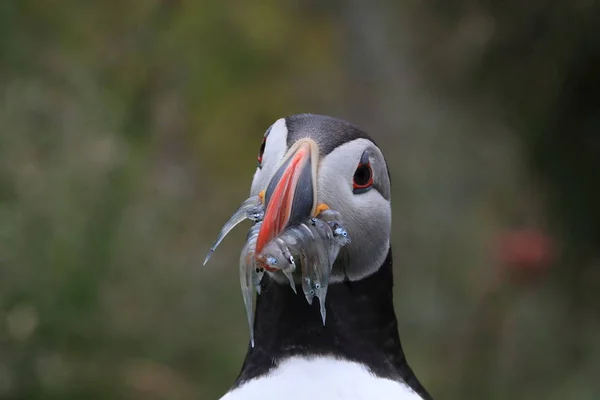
[249, 114, 392, 282]
[207, 116, 434, 399]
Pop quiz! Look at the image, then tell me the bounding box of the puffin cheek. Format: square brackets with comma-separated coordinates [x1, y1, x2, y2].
[338, 196, 391, 280]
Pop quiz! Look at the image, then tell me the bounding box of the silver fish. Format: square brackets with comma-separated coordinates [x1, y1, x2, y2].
[259, 237, 297, 292]
[206, 198, 351, 346]
[203, 195, 263, 265]
[308, 218, 334, 324]
[239, 222, 262, 347]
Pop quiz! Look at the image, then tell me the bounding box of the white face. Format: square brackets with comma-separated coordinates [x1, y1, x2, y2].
[250, 117, 392, 281]
[250, 118, 289, 197]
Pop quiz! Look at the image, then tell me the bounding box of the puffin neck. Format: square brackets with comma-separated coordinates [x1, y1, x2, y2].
[233, 247, 432, 400]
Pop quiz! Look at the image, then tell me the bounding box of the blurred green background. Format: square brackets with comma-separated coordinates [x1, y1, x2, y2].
[1, 1, 600, 399]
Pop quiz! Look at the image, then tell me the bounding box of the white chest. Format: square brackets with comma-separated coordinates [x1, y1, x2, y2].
[220, 356, 423, 400]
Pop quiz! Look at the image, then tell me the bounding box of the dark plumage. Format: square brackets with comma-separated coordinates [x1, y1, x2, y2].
[234, 247, 433, 400]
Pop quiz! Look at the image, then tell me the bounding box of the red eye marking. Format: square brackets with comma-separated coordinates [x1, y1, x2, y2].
[257, 136, 266, 167]
[352, 150, 373, 193]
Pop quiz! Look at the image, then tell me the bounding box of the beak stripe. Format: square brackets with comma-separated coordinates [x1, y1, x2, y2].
[256, 142, 316, 257]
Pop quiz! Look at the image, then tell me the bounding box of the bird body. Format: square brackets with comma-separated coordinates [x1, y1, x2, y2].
[221, 248, 430, 399]
[221, 355, 423, 400]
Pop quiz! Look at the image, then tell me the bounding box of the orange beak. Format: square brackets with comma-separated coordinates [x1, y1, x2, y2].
[255, 140, 319, 269]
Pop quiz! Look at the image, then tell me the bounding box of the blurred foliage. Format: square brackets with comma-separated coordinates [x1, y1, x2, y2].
[1, 1, 599, 399]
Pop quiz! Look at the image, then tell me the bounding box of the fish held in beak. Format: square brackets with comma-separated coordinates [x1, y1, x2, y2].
[203, 140, 351, 346]
[203, 194, 264, 266]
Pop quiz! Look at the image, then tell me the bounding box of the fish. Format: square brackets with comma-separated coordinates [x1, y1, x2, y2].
[204, 195, 351, 346]
[203, 195, 263, 266]
[239, 222, 261, 347]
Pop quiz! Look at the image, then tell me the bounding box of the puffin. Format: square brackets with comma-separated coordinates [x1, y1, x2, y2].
[207, 114, 433, 400]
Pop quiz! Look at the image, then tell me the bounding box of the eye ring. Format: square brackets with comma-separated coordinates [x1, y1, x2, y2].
[352, 150, 373, 194]
[257, 125, 273, 168]
[257, 137, 266, 168]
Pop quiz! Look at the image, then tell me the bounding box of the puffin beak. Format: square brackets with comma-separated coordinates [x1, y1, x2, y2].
[255, 139, 319, 260]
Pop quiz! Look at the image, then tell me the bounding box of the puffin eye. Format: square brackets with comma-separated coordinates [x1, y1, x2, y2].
[257, 125, 274, 168]
[352, 150, 373, 194]
[257, 137, 266, 168]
